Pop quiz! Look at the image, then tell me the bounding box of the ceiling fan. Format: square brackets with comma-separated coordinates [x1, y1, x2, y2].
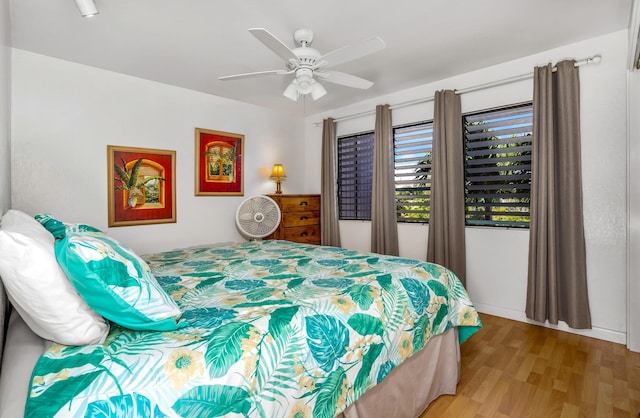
[218, 28, 386, 102]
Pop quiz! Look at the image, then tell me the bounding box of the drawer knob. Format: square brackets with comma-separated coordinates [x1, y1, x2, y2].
[300, 216, 308, 221]
[300, 232, 308, 237]
[300, 201, 308, 206]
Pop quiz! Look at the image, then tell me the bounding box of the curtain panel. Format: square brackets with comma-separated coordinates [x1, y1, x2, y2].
[371, 104, 399, 256]
[526, 60, 591, 329]
[426, 90, 466, 285]
[320, 117, 341, 247]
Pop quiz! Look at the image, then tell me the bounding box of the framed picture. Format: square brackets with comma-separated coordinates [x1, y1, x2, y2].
[107, 145, 176, 227]
[195, 128, 244, 196]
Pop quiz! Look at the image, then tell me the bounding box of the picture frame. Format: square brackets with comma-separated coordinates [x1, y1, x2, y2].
[107, 145, 176, 227]
[195, 128, 244, 196]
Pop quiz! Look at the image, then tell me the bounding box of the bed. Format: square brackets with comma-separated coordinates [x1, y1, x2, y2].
[0, 210, 481, 418]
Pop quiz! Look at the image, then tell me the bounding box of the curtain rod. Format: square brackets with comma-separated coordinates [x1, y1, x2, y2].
[314, 54, 601, 126]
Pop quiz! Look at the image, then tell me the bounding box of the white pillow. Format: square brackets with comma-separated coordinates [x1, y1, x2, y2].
[0, 210, 109, 345]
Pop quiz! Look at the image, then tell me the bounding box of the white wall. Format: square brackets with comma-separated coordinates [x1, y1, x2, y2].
[11, 50, 305, 254]
[305, 31, 629, 344]
[628, 68, 640, 351]
[0, 0, 10, 214]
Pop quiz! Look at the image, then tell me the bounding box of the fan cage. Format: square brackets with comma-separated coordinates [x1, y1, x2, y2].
[235, 195, 281, 239]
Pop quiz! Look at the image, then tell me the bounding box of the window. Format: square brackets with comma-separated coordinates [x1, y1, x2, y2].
[338, 131, 374, 220]
[464, 103, 533, 228]
[335, 102, 532, 228]
[394, 122, 433, 223]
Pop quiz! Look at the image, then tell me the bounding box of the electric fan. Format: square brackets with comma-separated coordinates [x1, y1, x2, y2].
[235, 196, 281, 240]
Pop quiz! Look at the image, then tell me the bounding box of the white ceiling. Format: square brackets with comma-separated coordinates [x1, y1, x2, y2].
[9, 0, 632, 116]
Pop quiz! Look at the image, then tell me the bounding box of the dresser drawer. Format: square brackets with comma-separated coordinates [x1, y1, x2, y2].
[281, 211, 320, 228]
[279, 196, 320, 212]
[282, 225, 320, 244]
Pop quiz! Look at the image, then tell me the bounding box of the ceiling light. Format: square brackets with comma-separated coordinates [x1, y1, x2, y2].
[75, 0, 99, 17]
[296, 75, 314, 95]
[283, 82, 299, 102]
[311, 82, 327, 101]
[283, 71, 327, 102]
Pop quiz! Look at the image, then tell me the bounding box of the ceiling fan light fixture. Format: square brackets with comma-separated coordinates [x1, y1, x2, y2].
[311, 82, 327, 101]
[283, 82, 299, 102]
[74, 0, 99, 17]
[295, 75, 314, 95]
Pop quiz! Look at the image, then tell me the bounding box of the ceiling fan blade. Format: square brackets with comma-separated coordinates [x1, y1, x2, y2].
[320, 37, 385, 68]
[218, 69, 291, 81]
[249, 28, 298, 62]
[315, 70, 374, 89]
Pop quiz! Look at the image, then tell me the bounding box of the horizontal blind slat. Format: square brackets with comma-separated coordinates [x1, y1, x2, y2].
[466, 144, 532, 157]
[466, 164, 531, 174]
[465, 115, 533, 133]
[465, 105, 533, 123]
[467, 173, 531, 182]
[465, 154, 531, 166]
[466, 135, 532, 149]
[466, 128, 533, 142]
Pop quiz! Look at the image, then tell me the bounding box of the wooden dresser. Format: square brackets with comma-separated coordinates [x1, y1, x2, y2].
[265, 194, 321, 245]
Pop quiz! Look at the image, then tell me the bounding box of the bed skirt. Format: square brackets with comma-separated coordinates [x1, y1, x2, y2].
[338, 327, 460, 418]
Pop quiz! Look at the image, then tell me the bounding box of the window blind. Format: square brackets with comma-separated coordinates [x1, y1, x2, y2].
[464, 103, 533, 227]
[337, 132, 374, 220]
[394, 121, 433, 223]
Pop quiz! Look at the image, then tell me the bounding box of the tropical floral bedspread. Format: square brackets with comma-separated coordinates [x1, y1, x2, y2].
[25, 240, 481, 418]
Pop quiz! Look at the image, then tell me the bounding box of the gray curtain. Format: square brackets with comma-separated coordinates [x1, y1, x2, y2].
[526, 60, 591, 329]
[321, 118, 341, 247]
[427, 90, 466, 285]
[371, 104, 399, 256]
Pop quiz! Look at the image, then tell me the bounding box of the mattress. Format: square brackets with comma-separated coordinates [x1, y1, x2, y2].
[0, 311, 49, 418]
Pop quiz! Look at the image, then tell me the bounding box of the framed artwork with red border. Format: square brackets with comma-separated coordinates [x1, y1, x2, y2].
[107, 145, 176, 227]
[195, 128, 244, 196]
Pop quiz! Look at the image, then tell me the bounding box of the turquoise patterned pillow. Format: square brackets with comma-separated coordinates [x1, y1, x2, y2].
[35, 213, 101, 239]
[49, 223, 182, 331]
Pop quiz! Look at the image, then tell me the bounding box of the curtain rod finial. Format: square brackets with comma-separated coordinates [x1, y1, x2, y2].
[589, 55, 602, 65]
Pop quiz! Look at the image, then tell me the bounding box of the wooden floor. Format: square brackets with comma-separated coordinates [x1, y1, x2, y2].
[421, 314, 640, 418]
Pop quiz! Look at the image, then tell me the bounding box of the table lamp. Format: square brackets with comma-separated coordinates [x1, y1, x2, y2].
[270, 164, 287, 194]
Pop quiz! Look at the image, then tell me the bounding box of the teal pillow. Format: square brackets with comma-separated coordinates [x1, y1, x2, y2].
[35, 213, 101, 239]
[51, 227, 182, 331]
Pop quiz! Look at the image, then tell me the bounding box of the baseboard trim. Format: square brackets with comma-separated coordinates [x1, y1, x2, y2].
[473, 302, 627, 345]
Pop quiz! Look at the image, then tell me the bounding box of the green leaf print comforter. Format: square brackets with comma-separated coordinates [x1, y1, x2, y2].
[25, 240, 481, 418]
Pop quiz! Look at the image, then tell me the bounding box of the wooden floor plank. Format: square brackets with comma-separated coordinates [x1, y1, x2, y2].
[420, 314, 640, 418]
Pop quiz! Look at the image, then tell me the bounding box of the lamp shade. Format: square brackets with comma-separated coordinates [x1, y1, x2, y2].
[283, 82, 299, 102]
[75, 0, 99, 16]
[311, 82, 327, 101]
[270, 164, 287, 179]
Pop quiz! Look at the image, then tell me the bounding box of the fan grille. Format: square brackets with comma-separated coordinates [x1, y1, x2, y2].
[235, 196, 281, 239]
